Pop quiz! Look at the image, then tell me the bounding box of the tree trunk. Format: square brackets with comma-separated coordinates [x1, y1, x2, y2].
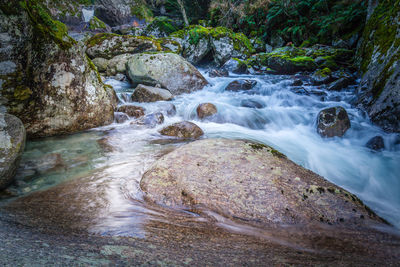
[177, 0, 189, 27]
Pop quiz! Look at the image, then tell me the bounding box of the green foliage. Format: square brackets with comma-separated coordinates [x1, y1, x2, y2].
[89, 16, 107, 30]
[20, 0, 76, 50]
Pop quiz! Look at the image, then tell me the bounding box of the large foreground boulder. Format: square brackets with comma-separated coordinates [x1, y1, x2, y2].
[126, 53, 208, 95]
[141, 139, 385, 227]
[0, 113, 26, 190]
[0, 3, 116, 138]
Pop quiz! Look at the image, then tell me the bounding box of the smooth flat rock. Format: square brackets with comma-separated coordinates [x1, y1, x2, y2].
[141, 139, 385, 228]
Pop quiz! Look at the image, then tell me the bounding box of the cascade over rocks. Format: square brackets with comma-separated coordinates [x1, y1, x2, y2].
[159, 121, 204, 139]
[0, 3, 116, 138]
[317, 106, 351, 138]
[0, 113, 26, 190]
[356, 0, 400, 133]
[126, 53, 208, 95]
[141, 139, 385, 228]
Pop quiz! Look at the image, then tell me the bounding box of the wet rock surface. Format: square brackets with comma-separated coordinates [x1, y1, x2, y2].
[131, 84, 173, 103]
[317, 106, 351, 137]
[208, 69, 229, 78]
[114, 112, 129, 123]
[225, 80, 257, 91]
[117, 105, 145, 118]
[366, 136, 385, 151]
[159, 121, 204, 139]
[126, 53, 208, 95]
[133, 112, 165, 128]
[197, 103, 218, 119]
[0, 113, 26, 190]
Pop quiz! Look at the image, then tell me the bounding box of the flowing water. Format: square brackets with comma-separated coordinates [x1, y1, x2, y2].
[2, 70, 400, 240]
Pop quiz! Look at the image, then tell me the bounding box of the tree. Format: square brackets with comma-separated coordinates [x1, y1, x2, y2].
[176, 0, 189, 26]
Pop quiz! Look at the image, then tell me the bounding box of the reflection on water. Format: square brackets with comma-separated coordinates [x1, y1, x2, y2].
[2, 70, 400, 241]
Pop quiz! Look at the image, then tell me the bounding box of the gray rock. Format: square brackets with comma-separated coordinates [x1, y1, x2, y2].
[222, 59, 248, 74]
[366, 136, 385, 151]
[86, 34, 160, 60]
[131, 84, 173, 103]
[95, 0, 137, 26]
[356, 1, 400, 133]
[225, 80, 257, 91]
[0, 113, 26, 190]
[208, 69, 229, 78]
[157, 103, 177, 117]
[159, 121, 204, 139]
[141, 139, 385, 227]
[133, 112, 165, 128]
[114, 112, 129, 123]
[92, 57, 109, 73]
[317, 106, 351, 138]
[126, 53, 208, 95]
[327, 77, 356, 91]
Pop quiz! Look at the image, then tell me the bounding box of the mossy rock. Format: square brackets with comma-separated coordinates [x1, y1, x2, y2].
[143, 16, 178, 38]
[89, 16, 108, 31]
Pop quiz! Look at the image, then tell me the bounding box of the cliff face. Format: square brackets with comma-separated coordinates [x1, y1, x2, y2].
[356, 0, 400, 133]
[0, 1, 116, 138]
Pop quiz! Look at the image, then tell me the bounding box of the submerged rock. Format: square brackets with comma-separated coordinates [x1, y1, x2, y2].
[131, 84, 173, 103]
[240, 99, 265, 109]
[126, 53, 208, 95]
[141, 139, 384, 227]
[114, 112, 129, 123]
[366, 136, 385, 151]
[133, 112, 164, 128]
[225, 80, 257, 91]
[0, 113, 26, 190]
[157, 103, 177, 117]
[208, 69, 229, 78]
[159, 121, 204, 139]
[317, 106, 351, 138]
[117, 105, 145, 118]
[197, 103, 217, 119]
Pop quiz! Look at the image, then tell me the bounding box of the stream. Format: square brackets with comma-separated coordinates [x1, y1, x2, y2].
[1, 70, 400, 240]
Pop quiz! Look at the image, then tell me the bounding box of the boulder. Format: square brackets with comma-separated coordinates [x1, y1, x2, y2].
[86, 33, 160, 59]
[105, 53, 133, 76]
[126, 53, 208, 95]
[114, 112, 129, 123]
[88, 16, 110, 32]
[92, 57, 109, 73]
[0, 3, 116, 138]
[117, 105, 145, 118]
[0, 113, 26, 190]
[291, 79, 304, 86]
[95, 0, 142, 27]
[311, 68, 335, 85]
[159, 121, 204, 139]
[133, 112, 164, 128]
[196, 103, 217, 119]
[222, 58, 249, 74]
[131, 84, 173, 103]
[141, 139, 384, 227]
[225, 80, 257, 91]
[208, 69, 229, 78]
[366, 136, 385, 151]
[317, 106, 351, 138]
